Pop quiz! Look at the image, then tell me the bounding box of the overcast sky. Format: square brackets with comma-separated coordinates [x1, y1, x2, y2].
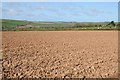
[2, 2, 118, 22]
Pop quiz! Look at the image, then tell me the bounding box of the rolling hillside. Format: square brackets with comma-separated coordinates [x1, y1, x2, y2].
[1, 19, 119, 31]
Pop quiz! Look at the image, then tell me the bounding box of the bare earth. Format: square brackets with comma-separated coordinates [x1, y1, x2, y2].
[2, 31, 118, 78]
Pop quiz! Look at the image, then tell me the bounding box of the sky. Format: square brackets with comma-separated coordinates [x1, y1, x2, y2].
[2, 2, 118, 22]
[1, 0, 119, 2]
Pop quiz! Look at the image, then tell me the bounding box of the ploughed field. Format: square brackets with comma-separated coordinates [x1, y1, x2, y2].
[2, 31, 118, 78]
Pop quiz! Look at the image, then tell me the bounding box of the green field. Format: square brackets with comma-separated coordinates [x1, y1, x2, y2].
[1, 19, 119, 31]
[1, 19, 31, 31]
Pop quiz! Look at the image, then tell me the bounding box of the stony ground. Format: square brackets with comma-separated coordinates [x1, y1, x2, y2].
[0, 32, 2, 80]
[2, 31, 118, 78]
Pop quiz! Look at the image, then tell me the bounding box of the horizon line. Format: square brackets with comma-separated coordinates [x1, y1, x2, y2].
[1, 18, 118, 22]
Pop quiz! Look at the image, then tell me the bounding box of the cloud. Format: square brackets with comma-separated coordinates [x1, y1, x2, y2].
[60, 5, 110, 16]
[90, 9, 105, 13]
[84, 7, 111, 16]
[3, 2, 24, 7]
[2, 8, 23, 16]
[8, 9, 18, 15]
[34, 6, 59, 12]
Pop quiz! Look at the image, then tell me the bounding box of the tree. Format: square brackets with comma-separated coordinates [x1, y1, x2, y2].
[107, 21, 115, 27]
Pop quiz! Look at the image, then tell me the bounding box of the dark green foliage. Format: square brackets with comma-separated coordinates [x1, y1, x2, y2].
[107, 21, 116, 27]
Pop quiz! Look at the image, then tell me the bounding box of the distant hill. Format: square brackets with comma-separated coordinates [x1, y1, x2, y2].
[1, 19, 119, 31]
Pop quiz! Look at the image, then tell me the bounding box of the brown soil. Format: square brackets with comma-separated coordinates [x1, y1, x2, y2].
[2, 31, 118, 78]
